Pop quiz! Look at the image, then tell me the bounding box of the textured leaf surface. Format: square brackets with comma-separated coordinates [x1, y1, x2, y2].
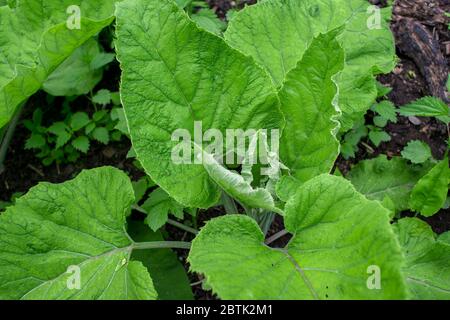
[25, 134, 46, 149]
[42, 38, 104, 96]
[376, 82, 392, 98]
[92, 89, 112, 105]
[0, 167, 157, 300]
[401, 140, 432, 164]
[279, 29, 343, 182]
[225, 0, 396, 131]
[398, 97, 450, 119]
[0, 0, 116, 128]
[373, 101, 397, 122]
[409, 157, 449, 217]
[275, 175, 302, 203]
[189, 175, 406, 299]
[70, 112, 90, 131]
[372, 100, 397, 127]
[340, 118, 368, 159]
[191, 8, 226, 35]
[71, 136, 90, 153]
[201, 151, 277, 212]
[394, 218, 450, 299]
[48, 122, 72, 149]
[90, 52, 115, 70]
[368, 129, 390, 147]
[142, 188, 184, 232]
[346, 156, 431, 212]
[92, 127, 110, 145]
[116, 0, 283, 208]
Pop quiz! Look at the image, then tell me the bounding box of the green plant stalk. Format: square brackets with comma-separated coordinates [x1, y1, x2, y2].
[89, 90, 98, 112]
[246, 208, 276, 236]
[191, 208, 198, 229]
[0, 127, 6, 145]
[167, 218, 198, 235]
[239, 199, 278, 234]
[265, 229, 289, 245]
[132, 204, 198, 235]
[132, 240, 191, 250]
[0, 102, 25, 174]
[221, 191, 239, 214]
[259, 211, 275, 236]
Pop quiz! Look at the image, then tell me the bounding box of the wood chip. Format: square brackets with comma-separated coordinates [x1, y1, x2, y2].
[408, 116, 422, 125]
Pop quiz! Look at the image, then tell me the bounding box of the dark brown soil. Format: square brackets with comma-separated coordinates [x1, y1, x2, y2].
[0, 0, 448, 300]
[206, 0, 256, 18]
[0, 54, 147, 198]
[338, 0, 450, 234]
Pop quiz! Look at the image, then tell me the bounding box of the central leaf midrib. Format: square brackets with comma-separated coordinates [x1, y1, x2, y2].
[407, 276, 450, 294]
[272, 247, 319, 299]
[365, 182, 415, 197]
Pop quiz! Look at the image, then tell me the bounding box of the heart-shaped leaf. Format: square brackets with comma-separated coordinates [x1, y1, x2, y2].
[189, 175, 406, 299]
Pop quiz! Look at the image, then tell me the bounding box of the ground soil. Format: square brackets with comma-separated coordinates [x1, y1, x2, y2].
[0, 0, 448, 300]
[341, 0, 450, 235]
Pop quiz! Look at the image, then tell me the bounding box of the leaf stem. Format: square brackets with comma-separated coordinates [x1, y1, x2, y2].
[191, 209, 198, 229]
[167, 218, 198, 235]
[89, 90, 98, 112]
[265, 229, 289, 245]
[190, 280, 204, 287]
[259, 211, 275, 236]
[0, 127, 6, 145]
[360, 141, 375, 154]
[247, 208, 275, 236]
[221, 192, 239, 214]
[0, 102, 25, 174]
[131, 204, 147, 214]
[132, 241, 191, 250]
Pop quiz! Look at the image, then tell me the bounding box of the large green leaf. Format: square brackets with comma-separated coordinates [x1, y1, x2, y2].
[279, 29, 344, 182]
[116, 0, 283, 208]
[0, 167, 157, 300]
[0, 0, 117, 128]
[43, 38, 112, 96]
[394, 218, 450, 299]
[224, 0, 396, 131]
[189, 175, 406, 299]
[346, 156, 432, 212]
[409, 156, 449, 217]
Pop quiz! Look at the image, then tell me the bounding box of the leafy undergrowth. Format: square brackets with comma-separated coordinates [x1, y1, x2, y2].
[0, 0, 448, 300]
